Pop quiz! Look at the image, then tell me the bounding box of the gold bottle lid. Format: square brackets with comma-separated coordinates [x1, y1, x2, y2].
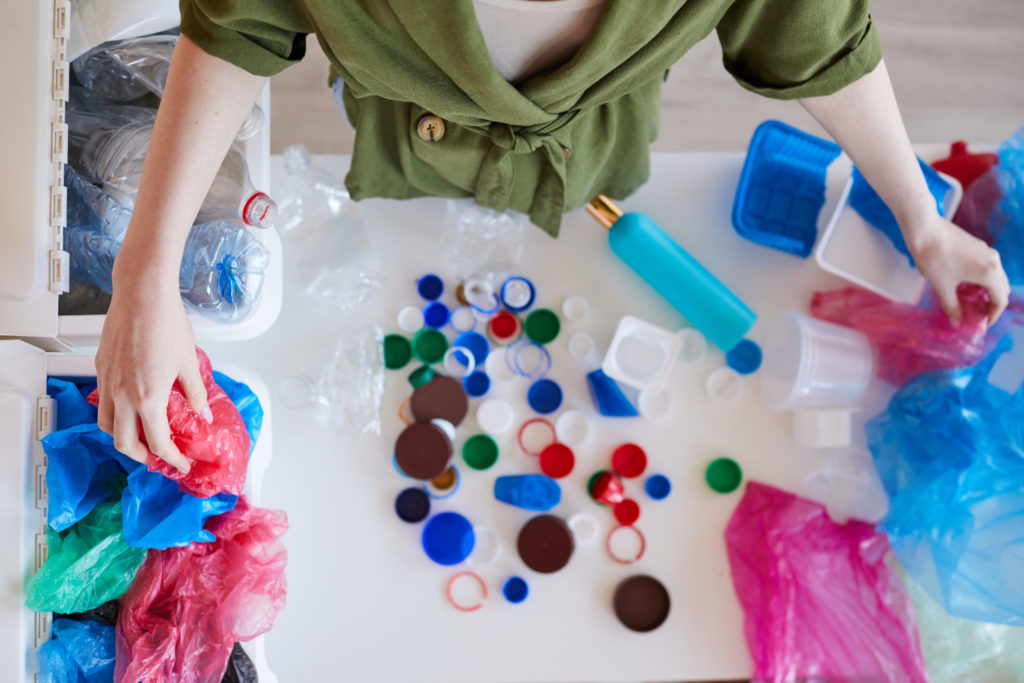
[586, 194, 623, 230]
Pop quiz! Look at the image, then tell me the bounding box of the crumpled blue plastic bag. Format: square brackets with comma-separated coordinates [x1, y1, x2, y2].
[868, 335, 1024, 625]
[37, 618, 116, 683]
[43, 373, 262, 549]
[990, 127, 1024, 284]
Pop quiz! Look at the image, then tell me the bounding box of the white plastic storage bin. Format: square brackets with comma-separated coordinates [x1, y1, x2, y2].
[0, 342, 279, 683]
[0, 0, 282, 349]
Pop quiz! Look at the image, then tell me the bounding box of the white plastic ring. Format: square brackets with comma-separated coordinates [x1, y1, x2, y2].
[706, 367, 744, 404]
[398, 306, 423, 333]
[568, 333, 596, 361]
[638, 388, 674, 419]
[442, 346, 476, 378]
[466, 526, 502, 567]
[568, 513, 600, 545]
[677, 328, 708, 364]
[555, 410, 591, 447]
[561, 295, 590, 322]
[430, 418, 457, 443]
[477, 399, 515, 435]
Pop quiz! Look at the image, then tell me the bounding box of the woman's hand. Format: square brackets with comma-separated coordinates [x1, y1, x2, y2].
[95, 261, 207, 473]
[905, 210, 1009, 326]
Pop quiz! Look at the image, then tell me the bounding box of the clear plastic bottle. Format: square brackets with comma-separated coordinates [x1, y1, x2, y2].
[179, 220, 270, 322]
[64, 165, 132, 293]
[276, 144, 381, 309]
[73, 34, 177, 102]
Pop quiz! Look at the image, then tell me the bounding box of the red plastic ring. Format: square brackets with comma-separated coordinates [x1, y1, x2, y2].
[446, 571, 488, 612]
[605, 525, 646, 565]
[517, 418, 556, 456]
[241, 191, 271, 225]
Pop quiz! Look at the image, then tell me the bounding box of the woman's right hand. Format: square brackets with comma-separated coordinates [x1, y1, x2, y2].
[95, 260, 208, 473]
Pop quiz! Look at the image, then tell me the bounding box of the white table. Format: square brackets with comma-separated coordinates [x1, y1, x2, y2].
[207, 151, 904, 683]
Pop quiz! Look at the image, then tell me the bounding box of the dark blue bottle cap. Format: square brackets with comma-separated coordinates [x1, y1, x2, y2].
[502, 576, 529, 603]
[421, 512, 476, 566]
[417, 274, 444, 300]
[726, 339, 763, 375]
[527, 378, 563, 414]
[395, 487, 430, 523]
[500, 276, 536, 312]
[423, 301, 450, 329]
[644, 474, 672, 501]
[453, 331, 489, 366]
[462, 371, 491, 398]
[494, 474, 561, 511]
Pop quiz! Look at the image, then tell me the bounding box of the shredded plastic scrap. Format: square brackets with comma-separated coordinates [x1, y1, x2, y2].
[868, 336, 1024, 625]
[37, 618, 116, 683]
[115, 497, 287, 683]
[725, 482, 928, 683]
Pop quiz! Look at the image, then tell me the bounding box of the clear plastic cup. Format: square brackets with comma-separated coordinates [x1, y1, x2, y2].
[761, 311, 873, 411]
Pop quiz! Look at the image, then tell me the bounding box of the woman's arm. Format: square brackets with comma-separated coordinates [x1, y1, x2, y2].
[799, 60, 1009, 326]
[96, 35, 266, 470]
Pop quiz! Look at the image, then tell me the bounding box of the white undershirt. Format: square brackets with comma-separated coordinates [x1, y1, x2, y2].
[472, 0, 606, 82]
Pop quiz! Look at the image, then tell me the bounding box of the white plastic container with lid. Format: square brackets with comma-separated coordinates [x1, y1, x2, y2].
[602, 315, 682, 392]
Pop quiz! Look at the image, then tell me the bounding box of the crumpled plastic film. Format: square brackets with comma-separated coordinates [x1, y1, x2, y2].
[115, 497, 287, 683]
[86, 347, 250, 498]
[37, 618, 117, 683]
[725, 482, 928, 683]
[26, 499, 147, 614]
[222, 643, 260, 683]
[313, 325, 385, 435]
[442, 198, 525, 280]
[60, 599, 120, 627]
[868, 336, 1024, 625]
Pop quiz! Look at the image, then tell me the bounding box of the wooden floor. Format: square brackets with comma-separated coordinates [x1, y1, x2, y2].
[269, 0, 1024, 155]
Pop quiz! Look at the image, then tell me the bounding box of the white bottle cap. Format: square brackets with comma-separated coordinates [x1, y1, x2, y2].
[398, 305, 422, 333]
[555, 409, 591, 447]
[638, 387, 674, 419]
[477, 399, 515, 435]
[706, 367, 743, 404]
[677, 328, 708, 364]
[561, 294, 590, 322]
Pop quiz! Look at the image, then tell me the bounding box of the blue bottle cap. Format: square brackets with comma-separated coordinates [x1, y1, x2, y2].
[527, 378, 563, 414]
[423, 301, 450, 329]
[494, 474, 561, 511]
[726, 339, 762, 375]
[644, 474, 672, 501]
[502, 576, 529, 603]
[421, 512, 476, 566]
[500, 276, 536, 312]
[453, 331, 490, 366]
[462, 371, 491, 398]
[417, 274, 444, 300]
[395, 488, 430, 523]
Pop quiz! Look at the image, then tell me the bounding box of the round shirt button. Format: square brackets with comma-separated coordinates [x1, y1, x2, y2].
[417, 114, 446, 142]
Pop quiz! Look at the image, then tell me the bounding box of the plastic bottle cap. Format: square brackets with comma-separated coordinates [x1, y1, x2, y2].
[555, 410, 590, 447]
[485, 349, 517, 383]
[517, 515, 574, 574]
[476, 399, 514, 435]
[613, 575, 670, 632]
[453, 331, 490, 366]
[430, 418, 457, 443]
[706, 367, 744, 404]
[511, 341, 552, 379]
[539, 443, 575, 479]
[676, 328, 708, 364]
[462, 371, 491, 398]
[464, 278, 499, 313]
[462, 434, 499, 470]
[417, 274, 444, 300]
[278, 375, 315, 409]
[449, 306, 477, 333]
[561, 295, 589, 322]
[465, 525, 502, 567]
[637, 388, 674, 419]
[644, 474, 672, 501]
[423, 301, 451, 329]
[500, 276, 536, 312]
[398, 306, 423, 333]
[502, 576, 529, 604]
[605, 525, 646, 565]
[568, 333, 596, 361]
[395, 422, 453, 480]
[567, 513, 600, 545]
[517, 418, 557, 456]
[494, 474, 561, 511]
[442, 347, 476, 378]
[527, 379, 563, 414]
[454, 282, 470, 306]
[488, 311, 520, 341]
[425, 465, 461, 500]
[447, 571, 487, 612]
[408, 365, 436, 389]
[588, 470, 625, 506]
[395, 487, 430, 523]
[412, 329, 449, 365]
[411, 376, 468, 426]
[422, 512, 476, 566]
[613, 498, 641, 526]
[726, 339, 763, 375]
[383, 334, 413, 370]
[705, 457, 742, 494]
[612, 443, 647, 479]
[524, 309, 561, 345]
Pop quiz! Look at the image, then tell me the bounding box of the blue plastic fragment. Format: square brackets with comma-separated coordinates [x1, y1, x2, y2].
[502, 576, 529, 603]
[462, 371, 491, 398]
[453, 330, 490, 366]
[494, 474, 561, 511]
[645, 474, 672, 500]
[732, 120, 841, 258]
[726, 339, 763, 375]
[849, 159, 952, 266]
[585, 369, 639, 417]
[527, 378, 563, 414]
[417, 274, 444, 300]
[421, 511, 475, 566]
[423, 301, 450, 328]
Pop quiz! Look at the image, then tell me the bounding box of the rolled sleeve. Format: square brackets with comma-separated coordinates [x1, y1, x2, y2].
[716, 0, 883, 100]
[179, 0, 311, 77]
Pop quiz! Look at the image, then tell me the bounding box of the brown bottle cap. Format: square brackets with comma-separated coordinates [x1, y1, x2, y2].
[410, 376, 469, 426]
[613, 575, 671, 632]
[517, 515, 574, 574]
[395, 422, 453, 480]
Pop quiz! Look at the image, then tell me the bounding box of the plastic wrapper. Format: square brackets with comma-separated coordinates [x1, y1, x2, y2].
[115, 497, 287, 683]
[222, 643, 259, 683]
[868, 336, 1024, 625]
[443, 198, 525, 280]
[26, 499, 147, 614]
[86, 347, 250, 498]
[37, 618, 117, 683]
[725, 482, 928, 683]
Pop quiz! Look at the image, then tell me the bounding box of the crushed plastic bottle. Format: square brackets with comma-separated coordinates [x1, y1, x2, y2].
[179, 221, 271, 323]
[443, 198, 525, 280]
[64, 165, 133, 293]
[276, 144, 381, 309]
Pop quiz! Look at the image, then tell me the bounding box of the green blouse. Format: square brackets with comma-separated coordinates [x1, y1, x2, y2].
[181, 0, 882, 236]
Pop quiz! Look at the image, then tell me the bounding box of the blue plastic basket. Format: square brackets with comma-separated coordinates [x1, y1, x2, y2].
[732, 120, 841, 257]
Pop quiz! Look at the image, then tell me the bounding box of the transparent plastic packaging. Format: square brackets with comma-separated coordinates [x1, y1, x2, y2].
[276, 145, 381, 309]
[67, 0, 179, 60]
[442, 198, 525, 280]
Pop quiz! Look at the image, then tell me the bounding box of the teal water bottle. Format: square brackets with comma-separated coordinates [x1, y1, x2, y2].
[586, 195, 755, 351]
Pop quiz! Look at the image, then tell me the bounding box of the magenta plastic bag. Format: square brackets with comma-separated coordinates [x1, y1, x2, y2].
[115, 496, 287, 683]
[725, 482, 928, 682]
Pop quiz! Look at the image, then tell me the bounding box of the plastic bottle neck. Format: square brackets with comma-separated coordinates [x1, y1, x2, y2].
[283, 144, 313, 174]
[242, 192, 278, 229]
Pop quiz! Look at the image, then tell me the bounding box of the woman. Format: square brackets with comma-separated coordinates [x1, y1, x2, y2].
[96, 0, 1009, 469]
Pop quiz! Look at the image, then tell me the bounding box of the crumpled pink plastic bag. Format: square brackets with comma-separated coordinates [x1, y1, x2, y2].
[810, 284, 997, 385]
[725, 482, 928, 683]
[88, 346, 249, 498]
[114, 496, 287, 683]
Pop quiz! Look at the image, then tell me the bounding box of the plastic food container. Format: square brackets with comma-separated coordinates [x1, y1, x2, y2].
[760, 311, 873, 412]
[601, 316, 682, 392]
